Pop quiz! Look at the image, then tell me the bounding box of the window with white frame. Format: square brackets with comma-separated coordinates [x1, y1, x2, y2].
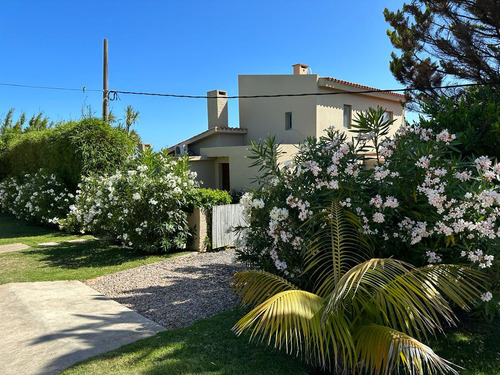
[383, 110, 394, 122]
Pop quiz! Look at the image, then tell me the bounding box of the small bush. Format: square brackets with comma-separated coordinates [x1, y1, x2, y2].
[0, 119, 134, 190]
[61, 150, 199, 253]
[190, 188, 232, 250]
[0, 170, 73, 226]
[193, 188, 231, 210]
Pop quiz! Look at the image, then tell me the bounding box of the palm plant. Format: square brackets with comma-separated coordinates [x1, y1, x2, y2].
[232, 200, 483, 374]
[124, 105, 139, 136]
[350, 106, 395, 164]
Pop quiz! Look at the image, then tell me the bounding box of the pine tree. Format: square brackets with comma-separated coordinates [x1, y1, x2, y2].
[384, 0, 500, 104]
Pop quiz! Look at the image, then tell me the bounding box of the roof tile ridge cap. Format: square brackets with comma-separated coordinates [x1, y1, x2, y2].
[323, 76, 405, 98]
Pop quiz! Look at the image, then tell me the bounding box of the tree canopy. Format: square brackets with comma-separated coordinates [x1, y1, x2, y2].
[384, 0, 500, 103]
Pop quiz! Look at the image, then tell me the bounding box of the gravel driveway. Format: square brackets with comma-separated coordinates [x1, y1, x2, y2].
[85, 249, 244, 329]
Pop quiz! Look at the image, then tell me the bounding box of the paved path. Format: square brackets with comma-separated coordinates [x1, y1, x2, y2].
[0, 243, 30, 253]
[0, 281, 165, 375]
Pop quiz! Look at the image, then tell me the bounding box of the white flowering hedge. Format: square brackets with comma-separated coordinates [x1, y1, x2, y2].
[61, 150, 199, 253]
[0, 170, 73, 225]
[238, 121, 500, 317]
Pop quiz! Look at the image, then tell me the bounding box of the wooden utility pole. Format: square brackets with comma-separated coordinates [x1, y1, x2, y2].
[102, 38, 109, 122]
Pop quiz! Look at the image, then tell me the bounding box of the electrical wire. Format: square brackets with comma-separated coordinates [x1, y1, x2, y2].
[109, 81, 500, 100]
[1, 80, 499, 100]
[0, 82, 101, 92]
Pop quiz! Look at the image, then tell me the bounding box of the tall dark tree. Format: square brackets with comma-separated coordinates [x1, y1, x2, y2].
[384, 0, 500, 103]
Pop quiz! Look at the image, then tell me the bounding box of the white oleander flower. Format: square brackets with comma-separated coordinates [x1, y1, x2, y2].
[480, 291, 493, 302]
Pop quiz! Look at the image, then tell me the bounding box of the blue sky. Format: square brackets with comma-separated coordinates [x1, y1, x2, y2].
[0, 0, 411, 150]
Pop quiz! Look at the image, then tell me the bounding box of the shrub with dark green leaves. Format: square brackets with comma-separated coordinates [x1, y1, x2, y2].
[193, 188, 231, 210]
[419, 86, 500, 159]
[0, 118, 134, 190]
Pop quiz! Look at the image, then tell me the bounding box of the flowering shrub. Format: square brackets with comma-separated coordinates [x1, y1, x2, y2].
[0, 169, 73, 225]
[237, 110, 499, 313]
[61, 150, 199, 253]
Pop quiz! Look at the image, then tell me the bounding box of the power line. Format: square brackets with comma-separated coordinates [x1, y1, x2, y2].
[107, 81, 500, 100]
[1, 80, 499, 100]
[0, 82, 100, 92]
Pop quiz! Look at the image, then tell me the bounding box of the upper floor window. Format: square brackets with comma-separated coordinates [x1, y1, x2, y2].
[285, 112, 292, 130]
[383, 111, 394, 122]
[343, 105, 352, 129]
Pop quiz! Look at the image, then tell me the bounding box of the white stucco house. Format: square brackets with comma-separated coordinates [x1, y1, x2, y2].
[168, 64, 405, 191]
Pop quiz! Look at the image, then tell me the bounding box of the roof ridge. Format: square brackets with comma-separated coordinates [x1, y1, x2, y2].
[323, 77, 406, 99]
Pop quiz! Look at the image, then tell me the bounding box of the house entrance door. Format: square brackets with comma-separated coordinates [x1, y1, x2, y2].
[220, 163, 230, 191]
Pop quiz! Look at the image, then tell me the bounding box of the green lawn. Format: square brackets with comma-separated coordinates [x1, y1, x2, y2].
[61, 309, 500, 375]
[0, 213, 94, 247]
[2, 213, 499, 374]
[61, 310, 500, 375]
[430, 314, 500, 375]
[0, 213, 187, 284]
[62, 309, 312, 375]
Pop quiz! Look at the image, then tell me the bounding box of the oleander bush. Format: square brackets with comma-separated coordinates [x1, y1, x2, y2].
[233, 200, 484, 374]
[236, 107, 499, 316]
[61, 149, 199, 253]
[0, 170, 73, 226]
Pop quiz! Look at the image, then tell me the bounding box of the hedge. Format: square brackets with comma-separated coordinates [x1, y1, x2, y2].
[0, 119, 134, 191]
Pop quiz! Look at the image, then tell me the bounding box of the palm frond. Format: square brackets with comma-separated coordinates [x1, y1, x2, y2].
[325, 258, 445, 339]
[232, 270, 298, 308]
[304, 200, 371, 298]
[233, 290, 354, 370]
[325, 258, 413, 314]
[354, 324, 459, 375]
[413, 264, 485, 310]
[326, 259, 444, 337]
[326, 259, 484, 341]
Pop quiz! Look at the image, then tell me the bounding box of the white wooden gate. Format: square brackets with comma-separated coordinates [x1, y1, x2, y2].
[212, 204, 246, 249]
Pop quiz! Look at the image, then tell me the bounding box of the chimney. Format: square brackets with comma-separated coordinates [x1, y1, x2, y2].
[207, 90, 228, 129]
[293, 63, 308, 75]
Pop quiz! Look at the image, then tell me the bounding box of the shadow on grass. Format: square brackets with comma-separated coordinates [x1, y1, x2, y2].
[429, 313, 500, 374]
[24, 241, 167, 269]
[0, 213, 56, 239]
[63, 308, 311, 375]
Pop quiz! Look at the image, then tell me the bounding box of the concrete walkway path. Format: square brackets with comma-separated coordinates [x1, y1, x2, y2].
[0, 281, 165, 375]
[0, 243, 30, 254]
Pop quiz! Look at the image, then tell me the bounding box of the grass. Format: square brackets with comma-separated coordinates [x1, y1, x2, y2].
[62, 309, 312, 375]
[430, 313, 500, 375]
[0, 213, 187, 284]
[61, 310, 500, 375]
[2, 213, 498, 374]
[0, 213, 94, 246]
[60, 309, 500, 375]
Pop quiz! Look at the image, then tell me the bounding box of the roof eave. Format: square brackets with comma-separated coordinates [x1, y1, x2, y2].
[318, 77, 406, 101]
[167, 126, 248, 152]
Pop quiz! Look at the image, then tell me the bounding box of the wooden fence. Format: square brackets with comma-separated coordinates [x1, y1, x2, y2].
[212, 203, 247, 249]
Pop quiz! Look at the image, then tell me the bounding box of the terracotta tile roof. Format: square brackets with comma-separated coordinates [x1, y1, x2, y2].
[323, 77, 406, 99]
